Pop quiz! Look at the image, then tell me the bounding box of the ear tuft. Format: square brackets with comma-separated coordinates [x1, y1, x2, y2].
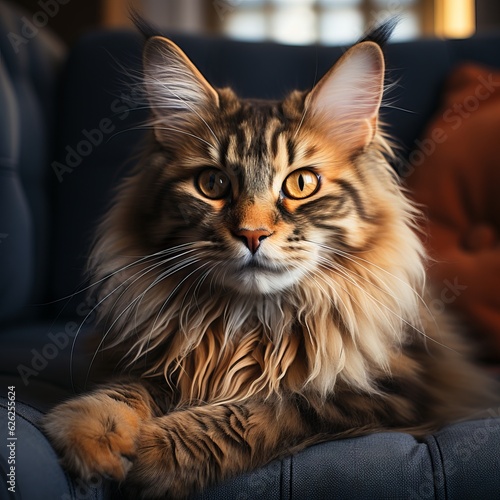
[358, 17, 399, 47]
[130, 8, 160, 40]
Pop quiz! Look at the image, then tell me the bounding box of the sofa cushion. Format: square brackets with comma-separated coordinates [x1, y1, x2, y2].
[407, 64, 500, 359]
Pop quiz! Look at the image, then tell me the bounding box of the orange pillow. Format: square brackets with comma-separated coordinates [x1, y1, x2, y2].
[406, 64, 500, 360]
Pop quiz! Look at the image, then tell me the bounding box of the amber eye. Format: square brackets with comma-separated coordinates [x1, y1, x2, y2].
[282, 169, 320, 200]
[197, 169, 231, 200]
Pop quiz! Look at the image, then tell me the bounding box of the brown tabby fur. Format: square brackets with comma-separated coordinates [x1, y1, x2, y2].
[44, 23, 496, 499]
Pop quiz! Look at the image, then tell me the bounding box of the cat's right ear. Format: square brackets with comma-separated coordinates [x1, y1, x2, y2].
[304, 41, 385, 153]
[142, 36, 219, 140]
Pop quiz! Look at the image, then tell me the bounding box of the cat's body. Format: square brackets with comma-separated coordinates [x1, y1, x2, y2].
[44, 22, 495, 499]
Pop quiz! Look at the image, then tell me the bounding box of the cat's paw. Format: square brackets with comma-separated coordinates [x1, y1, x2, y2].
[43, 394, 143, 481]
[124, 420, 193, 499]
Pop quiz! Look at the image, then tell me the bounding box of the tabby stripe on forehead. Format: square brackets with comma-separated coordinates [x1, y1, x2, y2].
[106, 388, 144, 408]
[270, 125, 285, 158]
[286, 138, 296, 165]
[235, 127, 247, 159]
[218, 135, 230, 169]
[252, 129, 268, 159]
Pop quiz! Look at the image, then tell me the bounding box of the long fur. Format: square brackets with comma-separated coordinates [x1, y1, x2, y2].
[43, 20, 497, 499]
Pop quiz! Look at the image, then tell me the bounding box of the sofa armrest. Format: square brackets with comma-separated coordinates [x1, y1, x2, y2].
[2, 393, 499, 499]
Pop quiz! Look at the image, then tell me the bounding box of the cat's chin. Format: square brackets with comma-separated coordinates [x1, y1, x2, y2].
[221, 268, 303, 296]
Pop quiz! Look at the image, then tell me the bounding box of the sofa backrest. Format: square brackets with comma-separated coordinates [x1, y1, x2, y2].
[0, 1, 64, 323]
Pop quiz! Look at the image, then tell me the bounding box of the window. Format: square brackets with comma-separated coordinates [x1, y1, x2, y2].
[217, 0, 423, 45]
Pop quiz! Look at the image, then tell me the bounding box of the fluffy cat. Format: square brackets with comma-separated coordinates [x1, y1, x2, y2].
[44, 21, 494, 499]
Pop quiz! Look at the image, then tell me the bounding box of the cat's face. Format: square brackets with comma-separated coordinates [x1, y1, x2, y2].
[131, 37, 390, 296]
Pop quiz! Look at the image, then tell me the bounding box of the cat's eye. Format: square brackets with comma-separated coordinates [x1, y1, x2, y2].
[282, 169, 320, 200]
[197, 169, 231, 200]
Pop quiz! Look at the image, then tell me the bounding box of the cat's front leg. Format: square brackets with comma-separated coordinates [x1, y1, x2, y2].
[43, 381, 164, 481]
[125, 398, 307, 499]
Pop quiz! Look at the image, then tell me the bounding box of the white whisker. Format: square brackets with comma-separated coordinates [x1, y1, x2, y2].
[81, 244, 212, 387]
[312, 252, 452, 351]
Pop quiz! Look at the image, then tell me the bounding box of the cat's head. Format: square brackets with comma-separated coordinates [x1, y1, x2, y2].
[97, 28, 415, 300]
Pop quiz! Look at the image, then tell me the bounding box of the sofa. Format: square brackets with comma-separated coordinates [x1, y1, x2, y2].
[1, 1, 499, 498]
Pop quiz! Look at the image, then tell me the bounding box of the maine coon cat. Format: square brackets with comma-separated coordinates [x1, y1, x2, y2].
[44, 21, 494, 499]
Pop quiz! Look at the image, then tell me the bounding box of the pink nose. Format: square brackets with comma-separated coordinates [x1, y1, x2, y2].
[233, 228, 272, 254]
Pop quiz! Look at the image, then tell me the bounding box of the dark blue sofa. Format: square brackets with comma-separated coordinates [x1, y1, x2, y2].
[1, 1, 500, 498]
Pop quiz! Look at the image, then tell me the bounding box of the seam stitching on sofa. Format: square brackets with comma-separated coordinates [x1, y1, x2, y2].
[426, 434, 447, 500]
[0, 397, 48, 426]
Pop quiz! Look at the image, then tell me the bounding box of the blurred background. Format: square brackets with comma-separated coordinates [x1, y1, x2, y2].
[10, 0, 500, 46]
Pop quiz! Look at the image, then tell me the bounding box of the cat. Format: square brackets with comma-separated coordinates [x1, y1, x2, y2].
[43, 20, 495, 499]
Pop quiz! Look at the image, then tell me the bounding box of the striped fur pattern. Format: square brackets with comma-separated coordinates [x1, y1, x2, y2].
[44, 25, 495, 499]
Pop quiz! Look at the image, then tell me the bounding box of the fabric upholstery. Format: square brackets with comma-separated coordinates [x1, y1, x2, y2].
[1, 397, 500, 500]
[0, 396, 111, 500]
[0, 2, 65, 323]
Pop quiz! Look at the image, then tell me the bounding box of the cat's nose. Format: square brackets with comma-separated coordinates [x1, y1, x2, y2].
[233, 228, 272, 254]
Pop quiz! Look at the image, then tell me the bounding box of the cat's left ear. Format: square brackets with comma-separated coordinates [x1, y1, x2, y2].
[305, 41, 385, 152]
[142, 36, 219, 139]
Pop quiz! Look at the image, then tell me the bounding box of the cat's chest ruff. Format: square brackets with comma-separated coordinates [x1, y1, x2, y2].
[174, 302, 307, 404]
